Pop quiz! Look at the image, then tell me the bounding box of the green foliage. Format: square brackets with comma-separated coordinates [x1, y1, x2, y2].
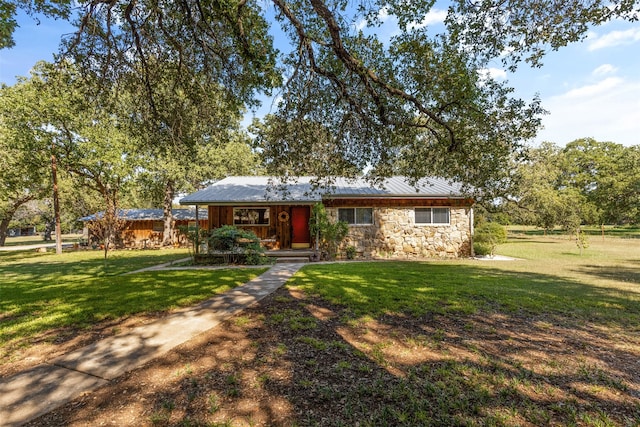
[205, 225, 266, 265]
[309, 203, 349, 260]
[472, 241, 493, 257]
[474, 222, 507, 257]
[507, 139, 637, 229]
[575, 227, 590, 255]
[345, 245, 357, 260]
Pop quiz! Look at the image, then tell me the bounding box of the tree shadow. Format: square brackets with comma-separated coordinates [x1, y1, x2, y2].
[21, 263, 640, 426]
[572, 264, 640, 286]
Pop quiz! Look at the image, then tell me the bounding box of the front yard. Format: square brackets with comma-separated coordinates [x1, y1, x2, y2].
[3, 232, 640, 426]
[0, 248, 267, 376]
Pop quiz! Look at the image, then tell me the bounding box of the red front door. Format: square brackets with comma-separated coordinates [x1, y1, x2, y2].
[290, 206, 311, 248]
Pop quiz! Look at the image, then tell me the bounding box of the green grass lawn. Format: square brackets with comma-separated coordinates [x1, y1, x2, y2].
[290, 234, 640, 325]
[2, 233, 84, 246]
[0, 249, 267, 360]
[6, 233, 639, 425]
[275, 234, 640, 425]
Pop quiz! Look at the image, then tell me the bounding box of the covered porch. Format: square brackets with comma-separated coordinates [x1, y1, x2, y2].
[206, 204, 314, 251]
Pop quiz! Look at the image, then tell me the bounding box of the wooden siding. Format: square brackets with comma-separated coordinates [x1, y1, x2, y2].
[116, 219, 208, 247]
[206, 205, 311, 249]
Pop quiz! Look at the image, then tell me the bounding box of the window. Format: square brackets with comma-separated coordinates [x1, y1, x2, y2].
[338, 208, 373, 225]
[152, 221, 164, 232]
[415, 208, 450, 225]
[233, 208, 270, 225]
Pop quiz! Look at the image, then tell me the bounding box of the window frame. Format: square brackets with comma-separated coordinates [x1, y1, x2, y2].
[233, 207, 270, 226]
[337, 207, 374, 225]
[414, 207, 451, 225]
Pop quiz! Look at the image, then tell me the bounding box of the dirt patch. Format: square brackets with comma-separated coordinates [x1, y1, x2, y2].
[13, 287, 640, 426]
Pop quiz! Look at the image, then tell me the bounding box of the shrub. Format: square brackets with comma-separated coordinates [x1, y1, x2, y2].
[473, 241, 493, 256]
[345, 245, 357, 260]
[474, 222, 507, 257]
[309, 203, 349, 260]
[206, 226, 266, 265]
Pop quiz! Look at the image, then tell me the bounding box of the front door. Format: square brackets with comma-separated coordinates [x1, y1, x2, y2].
[290, 206, 311, 249]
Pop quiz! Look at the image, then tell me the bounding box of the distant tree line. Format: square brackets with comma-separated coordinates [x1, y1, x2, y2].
[484, 138, 640, 232]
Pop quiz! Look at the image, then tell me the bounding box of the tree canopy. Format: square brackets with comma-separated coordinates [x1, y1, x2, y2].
[3, 0, 639, 194]
[502, 139, 639, 228]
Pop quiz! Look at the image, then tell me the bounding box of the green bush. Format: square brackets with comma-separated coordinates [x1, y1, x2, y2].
[309, 203, 349, 260]
[206, 226, 266, 265]
[473, 241, 493, 256]
[474, 222, 507, 257]
[345, 245, 357, 260]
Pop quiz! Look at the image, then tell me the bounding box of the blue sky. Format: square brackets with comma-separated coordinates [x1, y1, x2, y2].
[1, 7, 638, 147]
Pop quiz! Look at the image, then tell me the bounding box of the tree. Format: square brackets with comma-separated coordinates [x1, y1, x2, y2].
[123, 69, 263, 246]
[505, 142, 598, 232]
[0, 83, 51, 246]
[562, 138, 640, 225]
[4, 0, 639, 191]
[6, 62, 141, 253]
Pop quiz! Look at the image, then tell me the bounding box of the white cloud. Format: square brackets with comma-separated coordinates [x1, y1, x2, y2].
[534, 77, 640, 146]
[408, 9, 447, 30]
[378, 6, 390, 22]
[477, 67, 507, 81]
[587, 27, 640, 51]
[592, 64, 618, 76]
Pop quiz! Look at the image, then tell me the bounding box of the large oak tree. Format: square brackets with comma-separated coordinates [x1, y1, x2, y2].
[4, 0, 639, 193]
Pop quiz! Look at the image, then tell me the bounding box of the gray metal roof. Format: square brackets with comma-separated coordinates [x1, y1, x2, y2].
[179, 176, 466, 205]
[79, 208, 208, 222]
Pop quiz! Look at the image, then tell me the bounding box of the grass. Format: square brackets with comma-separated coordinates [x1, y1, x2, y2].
[508, 224, 640, 238]
[287, 231, 640, 327]
[1, 233, 84, 246]
[0, 248, 268, 359]
[275, 233, 639, 425]
[7, 232, 640, 426]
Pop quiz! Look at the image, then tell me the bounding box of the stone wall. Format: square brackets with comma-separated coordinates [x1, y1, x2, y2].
[327, 206, 472, 259]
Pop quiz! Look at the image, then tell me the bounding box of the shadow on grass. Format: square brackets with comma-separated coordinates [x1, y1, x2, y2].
[573, 264, 640, 286]
[0, 267, 262, 353]
[25, 262, 640, 426]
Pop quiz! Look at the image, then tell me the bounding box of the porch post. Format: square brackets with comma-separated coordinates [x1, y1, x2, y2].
[195, 206, 200, 255]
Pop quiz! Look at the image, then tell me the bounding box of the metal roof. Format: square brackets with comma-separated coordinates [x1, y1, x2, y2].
[79, 208, 208, 222]
[179, 176, 466, 205]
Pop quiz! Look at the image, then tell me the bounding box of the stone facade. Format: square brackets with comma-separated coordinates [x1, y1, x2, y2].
[327, 206, 473, 259]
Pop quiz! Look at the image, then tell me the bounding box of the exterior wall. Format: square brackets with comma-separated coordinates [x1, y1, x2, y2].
[208, 205, 312, 250]
[326, 205, 472, 259]
[110, 219, 207, 248]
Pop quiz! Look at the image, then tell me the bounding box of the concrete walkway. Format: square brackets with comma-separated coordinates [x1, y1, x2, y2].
[0, 263, 304, 427]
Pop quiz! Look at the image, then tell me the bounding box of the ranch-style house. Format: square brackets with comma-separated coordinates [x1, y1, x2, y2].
[179, 176, 474, 259]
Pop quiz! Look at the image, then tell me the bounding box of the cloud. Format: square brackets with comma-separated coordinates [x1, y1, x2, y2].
[592, 64, 618, 76]
[535, 77, 640, 146]
[477, 67, 507, 81]
[587, 27, 640, 51]
[378, 6, 390, 22]
[408, 9, 447, 30]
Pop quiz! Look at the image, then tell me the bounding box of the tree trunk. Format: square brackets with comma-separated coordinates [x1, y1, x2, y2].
[0, 215, 12, 247]
[0, 195, 35, 246]
[162, 179, 175, 246]
[51, 149, 62, 255]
